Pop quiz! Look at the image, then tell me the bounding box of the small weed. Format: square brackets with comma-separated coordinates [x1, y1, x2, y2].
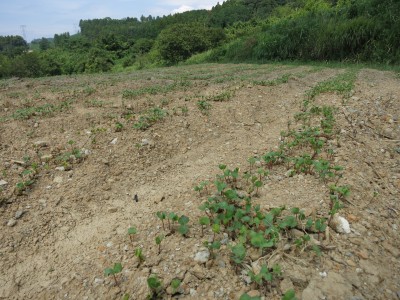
[133, 107, 167, 130]
[128, 227, 137, 243]
[147, 274, 163, 299]
[155, 235, 164, 254]
[135, 247, 145, 264]
[197, 100, 211, 115]
[115, 122, 124, 132]
[104, 263, 123, 286]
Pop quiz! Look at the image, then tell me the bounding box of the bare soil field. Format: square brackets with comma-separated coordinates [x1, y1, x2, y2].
[0, 63, 399, 300]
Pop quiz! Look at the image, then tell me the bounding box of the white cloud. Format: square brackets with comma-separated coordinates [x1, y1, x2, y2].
[171, 5, 194, 14]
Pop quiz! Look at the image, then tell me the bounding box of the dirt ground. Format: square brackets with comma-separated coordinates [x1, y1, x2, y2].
[0, 64, 399, 300]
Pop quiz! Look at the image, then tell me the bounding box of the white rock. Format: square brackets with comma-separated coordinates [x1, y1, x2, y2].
[7, 218, 17, 227]
[55, 167, 65, 171]
[15, 210, 24, 219]
[94, 278, 104, 285]
[0, 180, 8, 186]
[194, 248, 210, 263]
[110, 138, 118, 145]
[330, 214, 351, 234]
[53, 176, 63, 184]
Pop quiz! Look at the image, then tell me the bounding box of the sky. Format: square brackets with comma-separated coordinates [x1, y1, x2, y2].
[0, 0, 224, 42]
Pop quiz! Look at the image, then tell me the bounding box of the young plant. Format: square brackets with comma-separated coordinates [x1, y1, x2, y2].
[128, 226, 137, 243]
[170, 278, 182, 294]
[230, 243, 247, 268]
[248, 264, 281, 293]
[203, 240, 221, 258]
[155, 235, 164, 254]
[199, 216, 210, 237]
[167, 212, 179, 231]
[178, 215, 189, 237]
[156, 211, 166, 230]
[104, 263, 123, 286]
[135, 247, 145, 264]
[147, 274, 163, 299]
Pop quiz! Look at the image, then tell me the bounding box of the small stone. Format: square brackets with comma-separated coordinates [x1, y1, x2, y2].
[34, 122, 39, 128]
[106, 242, 113, 248]
[382, 241, 400, 258]
[110, 138, 118, 145]
[280, 278, 294, 293]
[41, 154, 53, 161]
[53, 176, 63, 184]
[0, 180, 8, 186]
[108, 208, 118, 213]
[141, 139, 150, 146]
[190, 289, 197, 296]
[191, 264, 206, 279]
[346, 259, 357, 267]
[7, 218, 17, 227]
[94, 278, 104, 285]
[194, 248, 210, 263]
[15, 210, 24, 219]
[247, 290, 261, 298]
[34, 141, 49, 147]
[330, 214, 351, 234]
[356, 250, 369, 260]
[11, 160, 26, 166]
[55, 167, 65, 171]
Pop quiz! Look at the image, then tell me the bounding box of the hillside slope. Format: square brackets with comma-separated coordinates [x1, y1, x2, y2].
[0, 64, 399, 299]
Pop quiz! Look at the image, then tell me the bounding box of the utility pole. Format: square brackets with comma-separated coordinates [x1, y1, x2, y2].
[20, 25, 27, 41]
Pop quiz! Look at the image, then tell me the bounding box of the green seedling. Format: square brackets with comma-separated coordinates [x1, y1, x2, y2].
[230, 243, 246, 267]
[282, 289, 298, 300]
[156, 211, 166, 230]
[178, 215, 189, 237]
[115, 122, 124, 132]
[104, 263, 123, 286]
[197, 100, 211, 115]
[128, 227, 137, 243]
[248, 264, 281, 293]
[147, 274, 163, 299]
[135, 247, 145, 264]
[239, 293, 261, 300]
[249, 231, 274, 255]
[203, 240, 221, 258]
[155, 235, 164, 254]
[167, 212, 179, 230]
[199, 216, 210, 237]
[170, 278, 181, 294]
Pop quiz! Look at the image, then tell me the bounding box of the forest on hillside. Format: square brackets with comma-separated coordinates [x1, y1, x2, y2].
[0, 0, 399, 78]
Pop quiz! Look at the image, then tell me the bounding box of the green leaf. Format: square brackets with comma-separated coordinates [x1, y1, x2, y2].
[250, 231, 274, 249]
[171, 278, 181, 290]
[224, 189, 238, 200]
[215, 180, 227, 193]
[128, 227, 137, 235]
[240, 293, 261, 300]
[156, 211, 166, 220]
[279, 216, 298, 229]
[168, 212, 178, 221]
[231, 243, 246, 264]
[121, 294, 130, 300]
[282, 289, 297, 300]
[155, 235, 164, 245]
[199, 216, 210, 226]
[178, 225, 189, 236]
[291, 207, 300, 214]
[219, 164, 227, 170]
[147, 275, 162, 289]
[211, 241, 221, 250]
[178, 215, 189, 225]
[113, 263, 122, 273]
[104, 267, 114, 276]
[212, 223, 221, 234]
